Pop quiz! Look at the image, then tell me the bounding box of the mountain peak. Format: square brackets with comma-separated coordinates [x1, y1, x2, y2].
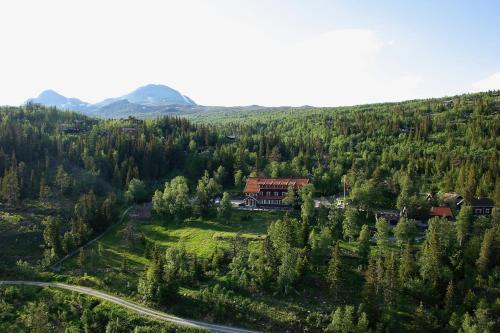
[26, 89, 91, 112]
[36, 89, 68, 103]
[123, 84, 196, 106]
[26, 83, 196, 116]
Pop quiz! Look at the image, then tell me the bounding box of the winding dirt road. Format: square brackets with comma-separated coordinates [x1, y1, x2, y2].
[0, 280, 261, 333]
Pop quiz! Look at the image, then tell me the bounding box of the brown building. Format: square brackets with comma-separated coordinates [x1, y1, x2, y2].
[243, 177, 310, 208]
[429, 206, 453, 220]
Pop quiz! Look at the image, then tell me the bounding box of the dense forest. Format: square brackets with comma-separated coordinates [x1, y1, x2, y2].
[0, 90, 499, 332]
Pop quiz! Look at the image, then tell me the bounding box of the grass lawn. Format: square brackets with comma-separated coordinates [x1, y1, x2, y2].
[142, 210, 280, 256]
[60, 209, 283, 278]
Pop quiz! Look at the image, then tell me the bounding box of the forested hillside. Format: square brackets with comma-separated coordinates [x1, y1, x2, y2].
[0, 91, 499, 332]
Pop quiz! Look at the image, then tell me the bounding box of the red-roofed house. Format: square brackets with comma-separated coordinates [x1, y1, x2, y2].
[429, 206, 453, 220]
[243, 177, 310, 208]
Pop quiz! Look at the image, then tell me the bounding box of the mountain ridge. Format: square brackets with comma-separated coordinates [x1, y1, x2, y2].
[26, 84, 197, 117]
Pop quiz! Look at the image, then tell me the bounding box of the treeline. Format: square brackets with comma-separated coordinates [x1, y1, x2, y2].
[2, 91, 499, 213]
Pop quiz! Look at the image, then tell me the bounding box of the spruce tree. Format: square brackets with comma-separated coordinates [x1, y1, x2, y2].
[399, 243, 415, 284]
[358, 224, 371, 266]
[327, 242, 343, 297]
[476, 227, 496, 276]
[374, 217, 390, 251]
[456, 205, 473, 247]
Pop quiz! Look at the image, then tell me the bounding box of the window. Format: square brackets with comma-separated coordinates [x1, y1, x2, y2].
[475, 208, 482, 214]
[485, 208, 490, 214]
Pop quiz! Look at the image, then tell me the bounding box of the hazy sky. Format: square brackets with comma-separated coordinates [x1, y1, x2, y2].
[0, 0, 499, 106]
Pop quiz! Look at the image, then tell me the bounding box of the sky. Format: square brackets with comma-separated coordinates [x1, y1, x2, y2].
[0, 0, 499, 107]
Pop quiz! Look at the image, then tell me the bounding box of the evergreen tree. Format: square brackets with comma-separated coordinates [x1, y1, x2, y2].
[328, 206, 344, 239]
[38, 177, 51, 203]
[358, 224, 371, 266]
[456, 205, 473, 247]
[300, 184, 315, 225]
[343, 206, 360, 242]
[42, 216, 63, 262]
[399, 243, 416, 284]
[375, 217, 390, 251]
[327, 242, 343, 297]
[476, 227, 497, 276]
[1, 165, 20, 206]
[55, 165, 72, 195]
[444, 280, 455, 312]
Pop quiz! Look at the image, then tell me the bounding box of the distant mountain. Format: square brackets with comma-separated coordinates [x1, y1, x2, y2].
[26, 84, 197, 117]
[120, 84, 194, 106]
[26, 89, 92, 112]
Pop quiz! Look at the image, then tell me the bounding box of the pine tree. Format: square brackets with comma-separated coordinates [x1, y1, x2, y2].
[358, 224, 371, 266]
[38, 177, 51, 202]
[383, 251, 399, 305]
[55, 165, 72, 195]
[343, 206, 360, 242]
[399, 243, 415, 284]
[444, 280, 455, 312]
[327, 242, 343, 297]
[78, 248, 87, 271]
[0, 165, 20, 206]
[456, 205, 473, 247]
[476, 227, 496, 276]
[300, 184, 315, 224]
[42, 216, 63, 261]
[374, 218, 390, 251]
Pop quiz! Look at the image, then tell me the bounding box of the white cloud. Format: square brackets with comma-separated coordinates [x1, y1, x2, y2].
[472, 72, 500, 92]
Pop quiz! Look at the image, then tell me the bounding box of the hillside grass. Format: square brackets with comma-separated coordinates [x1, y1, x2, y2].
[60, 209, 281, 279]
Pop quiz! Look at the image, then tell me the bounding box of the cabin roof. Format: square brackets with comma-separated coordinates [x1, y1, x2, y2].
[470, 197, 494, 207]
[429, 206, 453, 218]
[244, 177, 310, 193]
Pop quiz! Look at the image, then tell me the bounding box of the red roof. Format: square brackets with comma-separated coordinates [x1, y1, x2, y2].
[429, 206, 453, 218]
[244, 177, 310, 193]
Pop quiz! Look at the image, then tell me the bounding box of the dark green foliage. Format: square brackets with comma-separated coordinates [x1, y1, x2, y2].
[1, 91, 499, 332]
[0, 286, 203, 333]
[327, 242, 344, 297]
[125, 178, 148, 203]
[217, 191, 232, 222]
